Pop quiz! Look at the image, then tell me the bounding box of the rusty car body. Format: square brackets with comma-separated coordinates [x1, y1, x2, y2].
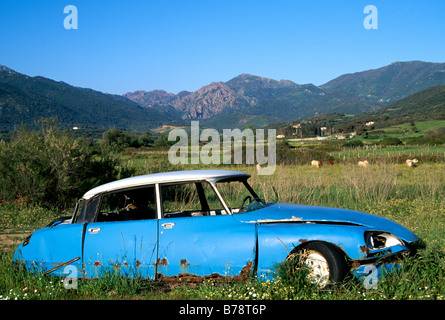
[14, 170, 420, 287]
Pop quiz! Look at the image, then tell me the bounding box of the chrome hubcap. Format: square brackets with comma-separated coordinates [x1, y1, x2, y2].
[304, 251, 330, 288]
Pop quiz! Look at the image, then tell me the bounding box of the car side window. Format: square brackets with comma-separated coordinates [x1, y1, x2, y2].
[75, 196, 101, 223]
[160, 181, 227, 218]
[96, 185, 157, 222]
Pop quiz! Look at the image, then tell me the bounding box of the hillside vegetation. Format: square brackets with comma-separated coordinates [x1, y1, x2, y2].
[270, 84, 445, 144]
[2, 61, 445, 131]
[0, 67, 175, 131]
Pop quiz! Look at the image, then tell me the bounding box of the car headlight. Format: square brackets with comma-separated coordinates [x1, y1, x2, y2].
[22, 233, 33, 247]
[364, 231, 403, 249]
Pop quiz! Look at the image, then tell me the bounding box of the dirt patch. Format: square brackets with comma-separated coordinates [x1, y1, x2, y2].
[0, 229, 31, 252]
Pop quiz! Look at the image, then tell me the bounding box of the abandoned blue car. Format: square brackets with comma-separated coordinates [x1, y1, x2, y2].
[14, 170, 420, 287]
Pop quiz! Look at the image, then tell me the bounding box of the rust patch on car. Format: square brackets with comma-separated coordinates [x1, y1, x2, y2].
[180, 259, 191, 273]
[233, 261, 253, 282]
[158, 261, 254, 284]
[157, 258, 168, 266]
[159, 273, 214, 283]
[360, 245, 370, 255]
[94, 260, 102, 267]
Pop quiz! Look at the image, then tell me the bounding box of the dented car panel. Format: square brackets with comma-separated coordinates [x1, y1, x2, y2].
[15, 223, 84, 277]
[255, 223, 368, 274]
[82, 219, 158, 278]
[158, 214, 256, 277]
[235, 203, 418, 244]
[14, 169, 420, 286]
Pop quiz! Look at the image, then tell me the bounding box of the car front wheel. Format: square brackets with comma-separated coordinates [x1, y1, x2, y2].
[287, 242, 349, 288]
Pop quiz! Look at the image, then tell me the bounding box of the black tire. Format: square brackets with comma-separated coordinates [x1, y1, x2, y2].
[293, 242, 349, 287]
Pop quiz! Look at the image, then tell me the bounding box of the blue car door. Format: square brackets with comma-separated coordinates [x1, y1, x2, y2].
[82, 219, 158, 278]
[81, 185, 159, 279]
[157, 181, 256, 279]
[158, 214, 256, 278]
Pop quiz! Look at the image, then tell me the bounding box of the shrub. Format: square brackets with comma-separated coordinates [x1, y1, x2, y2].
[379, 137, 403, 146]
[0, 120, 134, 210]
[342, 140, 364, 148]
[405, 128, 445, 145]
[275, 140, 333, 165]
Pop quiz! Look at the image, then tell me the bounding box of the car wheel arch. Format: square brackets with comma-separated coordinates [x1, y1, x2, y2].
[290, 240, 348, 258]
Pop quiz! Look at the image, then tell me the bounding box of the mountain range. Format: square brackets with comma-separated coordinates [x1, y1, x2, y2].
[0, 65, 173, 131]
[124, 60, 445, 128]
[1, 61, 445, 131]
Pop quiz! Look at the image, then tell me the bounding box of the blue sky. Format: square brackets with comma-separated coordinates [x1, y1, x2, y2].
[1, 0, 444, 95]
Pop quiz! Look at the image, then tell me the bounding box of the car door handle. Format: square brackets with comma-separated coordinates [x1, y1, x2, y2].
[88, 227, 101, 234]
[161, 222, 175, 229]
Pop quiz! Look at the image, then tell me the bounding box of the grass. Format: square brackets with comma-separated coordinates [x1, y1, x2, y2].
[1, 148, 444, 300]
[380, 120, 445, 136]
[330, 145, 445, 162]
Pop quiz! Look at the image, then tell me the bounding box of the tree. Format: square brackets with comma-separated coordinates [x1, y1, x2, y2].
[0, 120, 133, 210]
[153, 134, 173, 149]
[102, 128, 132, 151]
[139, 131, 154, 147]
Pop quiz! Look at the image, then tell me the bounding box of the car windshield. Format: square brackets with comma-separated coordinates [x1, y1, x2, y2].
[214, 178, 268, 214]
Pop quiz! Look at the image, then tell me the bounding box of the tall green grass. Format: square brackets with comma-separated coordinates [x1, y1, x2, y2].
[1, 161, 444, 300]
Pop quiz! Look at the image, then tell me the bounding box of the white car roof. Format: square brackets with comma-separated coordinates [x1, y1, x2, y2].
[82, 169, 250, 199]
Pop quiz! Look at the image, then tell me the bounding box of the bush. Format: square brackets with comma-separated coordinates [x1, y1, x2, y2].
[405, 128, 445, 145]
[342, 140, 364, 148]
[0, 120, 134, 210]
[379, 137, 403, 146]
[276, 140, 333, 165]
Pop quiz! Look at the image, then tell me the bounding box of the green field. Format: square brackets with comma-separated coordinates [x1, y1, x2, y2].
[379, 120, 445, 136]
[1, 152, 444, 300]
[1, 120, 444, 300]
